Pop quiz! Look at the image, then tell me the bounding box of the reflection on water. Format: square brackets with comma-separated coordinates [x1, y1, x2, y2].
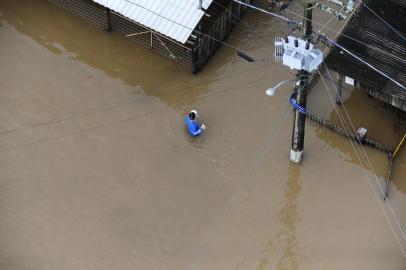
[274, 164, 302, 270]
[258, 164, 303, 270]
[0, 0, 215, 107]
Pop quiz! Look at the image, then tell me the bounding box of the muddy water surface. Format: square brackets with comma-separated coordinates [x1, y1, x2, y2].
[0, 1, 405, 270]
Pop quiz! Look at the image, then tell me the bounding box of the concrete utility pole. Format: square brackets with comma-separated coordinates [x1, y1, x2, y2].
[290, 0, 313, 163]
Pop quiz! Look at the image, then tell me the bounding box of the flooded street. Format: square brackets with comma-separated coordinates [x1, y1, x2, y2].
[0, 1, 405, 269]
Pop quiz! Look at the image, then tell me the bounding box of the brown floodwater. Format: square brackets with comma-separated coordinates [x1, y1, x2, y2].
[0, 1, 405, 270]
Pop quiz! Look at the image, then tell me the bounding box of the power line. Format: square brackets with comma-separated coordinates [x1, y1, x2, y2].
[230, 1, 405, 64]
[120, 0, 406, 91]
[0, 65, 277, 153]
[325, 37, 406, 90]
[121, 0, 251, 56]
[323, 64, 406, 235]
[183, 0, 258, 34]
[227, 0, 406, 249]
[285, 4, 406, 63]
[360, 0, 406, 43]
[318, 11, 337, 33]
[212, 0, 405, 68]
[184, 0, 301, 53]
[124, 0, 406, 70]
[208, 0, 259, 32]
[229, 1, 406, 90]
[284, 3, 357, 35]
[228, 0, 406, 253]
[0, 62, 273, 136]
[192, 101, 293, 269]
[233, 0, 301, 24]
[318, 68, 406, 256]
[320, 64, 406, 254]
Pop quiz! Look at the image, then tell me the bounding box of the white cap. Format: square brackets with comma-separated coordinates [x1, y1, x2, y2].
[190, 109, 198, 117]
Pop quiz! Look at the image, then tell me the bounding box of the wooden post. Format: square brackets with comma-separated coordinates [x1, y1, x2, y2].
[384, 155, 393, 200]
[105, 8, 112, 32]
[336, 73, 344, 104]
[385, 133, 406, 199]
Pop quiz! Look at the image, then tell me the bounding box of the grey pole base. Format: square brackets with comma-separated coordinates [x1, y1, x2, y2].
[290, 149, 303, 163]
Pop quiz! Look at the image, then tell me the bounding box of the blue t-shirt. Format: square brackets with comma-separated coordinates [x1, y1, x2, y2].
[185, 116, 203, 137]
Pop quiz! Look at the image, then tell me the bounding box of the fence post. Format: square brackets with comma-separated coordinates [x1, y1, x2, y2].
[105, 8, 112, 31]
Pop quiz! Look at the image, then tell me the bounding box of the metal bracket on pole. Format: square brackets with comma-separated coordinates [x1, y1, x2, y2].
[289, 95, 308, 114]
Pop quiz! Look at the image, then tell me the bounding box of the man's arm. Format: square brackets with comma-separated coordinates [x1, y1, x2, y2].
[190, 127, 202, 136]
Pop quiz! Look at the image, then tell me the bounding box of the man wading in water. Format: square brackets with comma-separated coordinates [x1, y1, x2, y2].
[185, 110, 206, 137]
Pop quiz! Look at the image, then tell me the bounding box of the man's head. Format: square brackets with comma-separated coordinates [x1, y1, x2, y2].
[189, 110, 198, 120]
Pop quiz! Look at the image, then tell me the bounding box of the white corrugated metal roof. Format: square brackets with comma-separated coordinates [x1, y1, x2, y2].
[93, 0, 213, 44]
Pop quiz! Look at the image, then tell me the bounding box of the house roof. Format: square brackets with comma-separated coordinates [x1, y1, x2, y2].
[326, 0, 406, 110]
[93, 0, 213, 43]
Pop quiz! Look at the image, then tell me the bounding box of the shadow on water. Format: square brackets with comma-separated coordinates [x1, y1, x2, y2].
[0, 0, 234, 108]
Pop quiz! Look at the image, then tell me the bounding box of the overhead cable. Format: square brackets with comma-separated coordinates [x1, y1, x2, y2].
[232, 0, 301, 24]
[319, 68, 406, 257]
[122, 0, 406, 87]
[122, 0, 253, 57]
[322, 63, 406, 249]
[360, 0, 406, 43]
[326, 37, 406, 90]
[285, 4, 406, 62]
[229, 1, 406, 90]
